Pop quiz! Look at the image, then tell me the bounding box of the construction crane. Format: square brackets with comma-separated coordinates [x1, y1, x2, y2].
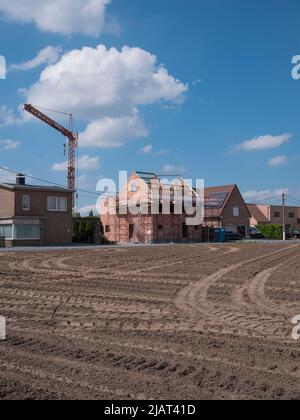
[24, 104, 78, 212]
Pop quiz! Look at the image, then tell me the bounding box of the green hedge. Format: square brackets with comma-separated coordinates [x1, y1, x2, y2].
[73, 216, 102, 244]
[256, 224, 283, 240]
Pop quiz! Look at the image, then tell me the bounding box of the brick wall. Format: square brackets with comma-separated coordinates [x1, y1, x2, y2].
[0, 188, 15, 217]
[248, 204, 300, 231]
[101, 212, 203, 244]
[15, 189, 73, 245]
[221, 186, 250, 235]
[0, 187, 72, 245]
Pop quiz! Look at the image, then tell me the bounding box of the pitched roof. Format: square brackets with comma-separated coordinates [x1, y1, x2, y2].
[247, 204, 270, 223]
[204, 185, 236, 211]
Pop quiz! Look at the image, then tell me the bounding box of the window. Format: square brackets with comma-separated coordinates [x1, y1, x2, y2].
[233, 206, 240, 217]
[289, 213, 295, 218]
[129, 224, 134, 239]
[158, 225, 163, 231]
[47, 197, 67, 212]
[131, 183, 137, 193]
[0, 225, 12, 238]
[274, 212, 280, 218]
[15, 224, 40, 240]
[105, 225, 111, 233]
[22, 195, 30, 211]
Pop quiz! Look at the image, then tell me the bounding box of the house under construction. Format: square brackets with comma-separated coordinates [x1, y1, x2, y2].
[100, 171, 251, 244]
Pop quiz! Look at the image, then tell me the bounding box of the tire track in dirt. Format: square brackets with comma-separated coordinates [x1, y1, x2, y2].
[51, 330, 300, 379]
[1, 244, 299, 400]
[247, 260, 300, 315]
[175, 245, 299, 340]
[4, 329, 298, 400]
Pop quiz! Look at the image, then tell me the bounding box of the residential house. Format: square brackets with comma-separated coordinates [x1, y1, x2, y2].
[0, 174, 73, 247]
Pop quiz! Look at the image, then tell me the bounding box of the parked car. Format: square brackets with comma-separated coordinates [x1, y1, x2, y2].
[290, 230, 300, 239]
[250, 227, 264, 239]
[225, 231, 243, 241]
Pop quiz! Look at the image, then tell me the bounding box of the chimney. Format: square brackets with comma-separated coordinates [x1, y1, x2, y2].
[16, 173, 26, 186]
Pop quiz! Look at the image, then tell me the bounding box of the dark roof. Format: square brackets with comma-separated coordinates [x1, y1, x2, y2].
[202, 184, 251, 217]
[0, 183, 73, 193]
[204, 185, 236, 194]
[203, 185, 236, 211]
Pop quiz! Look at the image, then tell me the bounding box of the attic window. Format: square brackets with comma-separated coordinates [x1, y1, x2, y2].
[131, 183, 137, 193]
[233, 206, 240, 217]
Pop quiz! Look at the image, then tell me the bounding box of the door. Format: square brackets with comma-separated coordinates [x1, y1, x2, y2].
[238, 225, 246, 237]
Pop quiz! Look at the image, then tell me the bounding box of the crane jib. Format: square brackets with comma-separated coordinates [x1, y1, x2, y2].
[23, 104, 78, 212]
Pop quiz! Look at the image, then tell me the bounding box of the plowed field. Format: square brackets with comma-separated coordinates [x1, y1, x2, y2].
[0, 243, 299, 400]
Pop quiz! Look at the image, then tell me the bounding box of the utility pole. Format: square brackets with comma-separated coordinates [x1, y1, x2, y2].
[282, 193, 286, 241]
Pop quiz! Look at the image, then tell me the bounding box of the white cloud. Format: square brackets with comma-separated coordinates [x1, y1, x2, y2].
[243, 188, 289, 203]
[24, 45, 187, 149]
[0, 139, 21, 150]
[105, 15, 122, 36]
[51, 162, 68, 172]
[0, 0, 111, 36]
[236, 134, 291, 152]
[268, 155, 288, 167]
[25, 45, 188, 119]
[156, 149, 168, 156]
[140, 145, 153, 154]
[52, 155, 100, 171]
[78, 204, 98, 216]
[162, 164, 187, 175]
[140, 144, 167, 155]
[0, 106, 21, 127]
[10, 46, 62, 71]
[78, 155, 100, 171]
[192, 78, 202, 86]
[80, 116, 148, 149]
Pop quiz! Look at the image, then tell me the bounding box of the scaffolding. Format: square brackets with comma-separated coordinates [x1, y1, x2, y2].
[100, 171, 200, 244]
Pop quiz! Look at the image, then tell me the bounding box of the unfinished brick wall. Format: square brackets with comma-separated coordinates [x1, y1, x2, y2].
[101, 211, 203, 244]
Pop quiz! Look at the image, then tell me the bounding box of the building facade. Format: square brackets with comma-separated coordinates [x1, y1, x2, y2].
[101, 172, 203, 244]
[247, 204, 300, 233]
[204, 185, 251, 237]
[0, 174, 73, 247]
[101, 173, 250, 244]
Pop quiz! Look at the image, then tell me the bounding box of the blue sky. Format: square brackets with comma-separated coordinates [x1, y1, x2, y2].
[0, 0, 300, 213]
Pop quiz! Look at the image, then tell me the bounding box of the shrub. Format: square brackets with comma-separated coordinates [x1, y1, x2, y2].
[256, 224, 283, 240]
[72, 216, 102, 244]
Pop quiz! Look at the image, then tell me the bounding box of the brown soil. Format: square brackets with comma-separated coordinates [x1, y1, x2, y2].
[0, 243, 299, 400]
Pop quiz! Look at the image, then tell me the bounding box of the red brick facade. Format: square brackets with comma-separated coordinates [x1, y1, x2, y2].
[204, 185, 251, 237]
[101, 173, 250, 244]
[247, 203, 300, 233]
